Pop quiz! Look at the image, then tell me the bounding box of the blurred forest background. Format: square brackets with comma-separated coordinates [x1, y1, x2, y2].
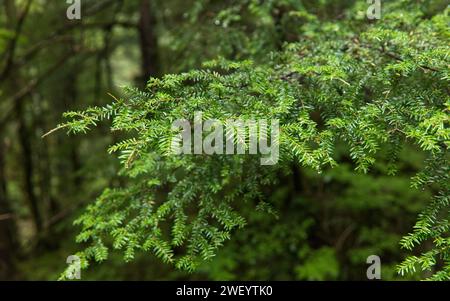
[0, 0, 446, 280]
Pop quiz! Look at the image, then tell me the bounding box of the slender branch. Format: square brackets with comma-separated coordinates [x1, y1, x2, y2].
[357, 40, 441, 73]
[0, 49, 97, 129]
[3, 21, 137, 78]
[0, 213, 14, 221]
[381, 47, 440, 73]
[41, 124, 70, 139]
[0, 0, 34, 81]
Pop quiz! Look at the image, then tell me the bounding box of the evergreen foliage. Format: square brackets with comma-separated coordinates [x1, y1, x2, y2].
[51, 0, 449, 280]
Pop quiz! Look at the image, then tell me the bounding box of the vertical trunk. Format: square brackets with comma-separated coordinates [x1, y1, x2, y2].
[34, 96, 59, 225]
[66, 70, 83, 190]
[70, 145, 82, 188]
[16, 102, 42, 233]
[138, 0, 159, 83]
[0, 137, 17, 280]
[4, 0, 42, 234]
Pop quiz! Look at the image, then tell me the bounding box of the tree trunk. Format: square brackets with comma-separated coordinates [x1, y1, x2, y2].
[138, 0, 159, 83]
[16, 101, 43, 233]
[3, 0, 42, 235]
[0, 137, 17, 280]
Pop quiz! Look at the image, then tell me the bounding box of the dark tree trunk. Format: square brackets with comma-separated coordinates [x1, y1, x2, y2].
[16, 101, 43, 234]
[66, 69, 83, 190]
[4, 0, 42, 235]
[138, 0, 159, 83]
[34, 95, 58, 222]
[0, 137, 17, 280]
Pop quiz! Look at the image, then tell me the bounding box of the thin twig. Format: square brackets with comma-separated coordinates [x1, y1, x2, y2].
[41, 124, 70, 138]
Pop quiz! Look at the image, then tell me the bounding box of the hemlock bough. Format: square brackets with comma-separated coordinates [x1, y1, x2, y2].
[50, 1, 449, 280]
